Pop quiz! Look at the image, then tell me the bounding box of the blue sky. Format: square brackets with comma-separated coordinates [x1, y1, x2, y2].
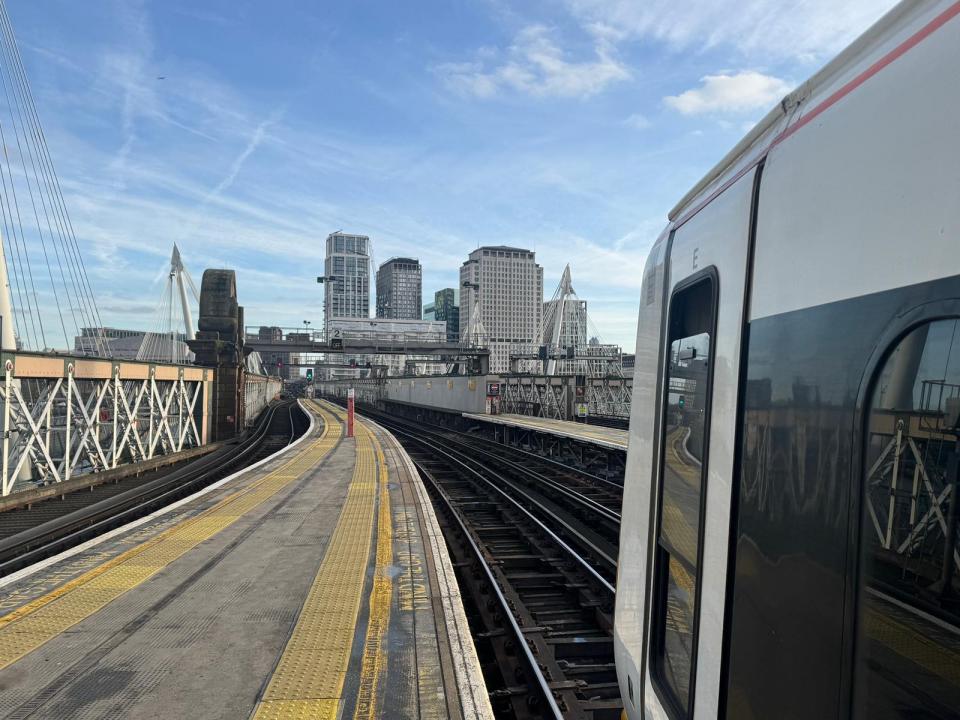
[8, 0, 898, 350]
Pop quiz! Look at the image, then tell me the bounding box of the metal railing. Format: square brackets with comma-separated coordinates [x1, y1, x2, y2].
[1, 352, 213, 496]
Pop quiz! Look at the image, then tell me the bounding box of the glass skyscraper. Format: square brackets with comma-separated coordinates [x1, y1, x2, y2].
[324, 232, 370, 331]
[375, 257, 422, 319]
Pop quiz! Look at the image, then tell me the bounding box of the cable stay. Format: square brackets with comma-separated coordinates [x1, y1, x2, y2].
[136, 244, 199, 365]
[0, 0, 109, 356]
[535, 264, 623, 378]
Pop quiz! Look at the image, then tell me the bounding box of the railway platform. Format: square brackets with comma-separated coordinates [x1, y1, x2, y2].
[461, 413, 627, 479]
[0, 400, 492, 720]
[461, 413, 627, 451]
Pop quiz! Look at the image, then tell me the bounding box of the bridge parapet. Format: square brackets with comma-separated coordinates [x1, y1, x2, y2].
[244, 373, 283, 426]
[316, 373, 631, 422]
[0, 352, 214, 496]
[499, 374, 632, 421]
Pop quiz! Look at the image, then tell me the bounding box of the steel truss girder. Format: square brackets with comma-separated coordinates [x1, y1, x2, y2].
[1, 360, 204, 496]
[865, 422, 960, 574]
[500, 375, 631, 421]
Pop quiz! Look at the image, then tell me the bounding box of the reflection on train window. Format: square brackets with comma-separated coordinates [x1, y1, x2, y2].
[652, 277, 714, 718]
[855, 318, 960, 719]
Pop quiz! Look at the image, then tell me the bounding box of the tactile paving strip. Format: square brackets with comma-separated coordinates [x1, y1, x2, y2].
[0, 402, 342, 670]
[253, 406, 384, 720]
[354, 433, 393, 720]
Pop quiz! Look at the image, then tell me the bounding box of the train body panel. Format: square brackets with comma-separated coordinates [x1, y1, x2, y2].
[615, 1, 960, 718]
[616, 231, 668, 717]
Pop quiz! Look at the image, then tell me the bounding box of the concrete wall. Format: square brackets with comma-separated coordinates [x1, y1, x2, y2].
[318, 374, 501, 415]
[244, 373, 283, 425]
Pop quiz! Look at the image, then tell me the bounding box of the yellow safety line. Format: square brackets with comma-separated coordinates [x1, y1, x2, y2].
[354, 432, 393, 719]
[0, 402, 340, 670]
[863, 600, 960, 686]
[252, 409, 381, 720]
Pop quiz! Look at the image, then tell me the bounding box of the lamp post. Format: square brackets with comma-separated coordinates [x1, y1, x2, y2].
[316, 275, 335, 340]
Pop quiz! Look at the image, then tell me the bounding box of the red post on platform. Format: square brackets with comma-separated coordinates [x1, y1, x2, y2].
[347, 387, 355, 438]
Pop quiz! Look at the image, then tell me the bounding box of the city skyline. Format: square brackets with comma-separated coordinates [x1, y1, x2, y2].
[6, 0, 899, 351]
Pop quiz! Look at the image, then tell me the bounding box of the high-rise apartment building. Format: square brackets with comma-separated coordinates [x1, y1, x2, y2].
[459, 246, 542, 373]
[375, 257, 421, 319]
[433, 288, 460, 343]
[324, 232, 370, 332]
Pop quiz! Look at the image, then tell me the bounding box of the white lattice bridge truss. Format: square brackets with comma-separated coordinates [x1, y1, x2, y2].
[1, 354, 213, 496]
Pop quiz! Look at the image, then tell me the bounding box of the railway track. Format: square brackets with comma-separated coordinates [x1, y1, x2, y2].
[0, 399, 307, 577]
[360, 406, 623, 719]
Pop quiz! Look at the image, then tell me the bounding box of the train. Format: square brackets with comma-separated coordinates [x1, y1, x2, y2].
[614, 1, 960, 718]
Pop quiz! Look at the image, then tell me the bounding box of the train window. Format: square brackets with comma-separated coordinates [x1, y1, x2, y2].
[854, 318, 960, 719]
[652, 276, 715, 718]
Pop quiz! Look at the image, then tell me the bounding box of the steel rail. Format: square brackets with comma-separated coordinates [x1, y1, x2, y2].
[406, 428, 619, 575]
[441, 433, 620, 523]
[384, 420, 615, 594]
[360, 408, 621, 541]
[416, 458, 567, 720]
[356, 406, 621, 517]
[365, 406, 621, 718]
[401, 412, 622, 490]
[0, 400, 302, 576]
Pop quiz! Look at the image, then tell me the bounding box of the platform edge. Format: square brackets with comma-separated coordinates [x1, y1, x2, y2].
[380, 424, 496, 720]
[0, 400, 318, 589]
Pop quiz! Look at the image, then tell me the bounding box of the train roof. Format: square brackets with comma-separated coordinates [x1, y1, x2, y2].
[667, 0, 936, 223]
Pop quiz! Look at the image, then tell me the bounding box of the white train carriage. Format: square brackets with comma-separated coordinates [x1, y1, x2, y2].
[615, 1, 960, 718]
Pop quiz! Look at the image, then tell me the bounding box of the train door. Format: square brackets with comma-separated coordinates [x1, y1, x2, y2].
[642, 167, 758, 720]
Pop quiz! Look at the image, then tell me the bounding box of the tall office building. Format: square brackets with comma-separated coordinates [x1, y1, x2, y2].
[459, 246, 543, 373]
[375, 258, 422, 319]
[433, 288, 460, 343]
[324, 232, 370, 332]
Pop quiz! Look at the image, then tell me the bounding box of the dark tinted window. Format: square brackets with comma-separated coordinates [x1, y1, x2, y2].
[652, 277, 714, 717]
[855, 318, 960, 719]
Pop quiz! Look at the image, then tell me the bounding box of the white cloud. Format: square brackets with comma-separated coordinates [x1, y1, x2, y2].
[664, 71, 791, 115]
[624, 112, 651, 130]
[436, 24, 629, 99]
[563, 0, 899, 62]
[206, 108, 283, 200]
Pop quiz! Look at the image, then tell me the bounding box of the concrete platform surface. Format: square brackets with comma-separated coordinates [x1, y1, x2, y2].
[0, 400, 492, 720]
[462, 412, 628, 451]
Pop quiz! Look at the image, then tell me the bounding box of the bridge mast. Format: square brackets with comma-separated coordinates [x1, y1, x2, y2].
[544, 264, 573, 376]
[0, 233, 16, 350]
[171, 244, 195, 341]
